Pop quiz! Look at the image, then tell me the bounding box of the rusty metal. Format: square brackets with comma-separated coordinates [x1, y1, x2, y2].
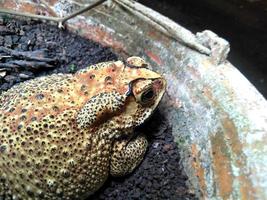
[0, 0, 267, 199]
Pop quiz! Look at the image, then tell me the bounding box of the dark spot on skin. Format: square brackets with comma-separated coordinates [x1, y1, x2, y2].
[80, 85, 86, 91]
[62, 170, 70, 178]
[31, 117, 37, 121]
[105, 76, 113, 85]
[9, 108, 15, 113]
[57, 89, 63, 93]
[2, 128, 8, 133]
[49, 124, 55, 129]
[105, 76, 112, 81]
[37, 151, 42, 156]
[52, 106, 59, 112]
[20, 115, 27, 121]
[89, 74, 95, 79]
[17, 124, 23, 130]
[141, 63, 148, 68]
[26, 189, 34, 197]
[37, 192, 45, 198]
[63, 151, 69, 157]
[21, 108, 27, 113]
[26, 161, 31, 167]
[0, 145, 7, 153]
[36, 93, 45, 100]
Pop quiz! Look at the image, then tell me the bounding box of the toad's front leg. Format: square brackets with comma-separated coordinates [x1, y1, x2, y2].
[110, 134, 148, 177]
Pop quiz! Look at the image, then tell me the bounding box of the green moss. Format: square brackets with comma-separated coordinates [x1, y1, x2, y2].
[68, 64, 77, 73]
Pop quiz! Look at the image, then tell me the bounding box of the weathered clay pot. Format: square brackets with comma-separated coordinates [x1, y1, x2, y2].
[0, 0, 266, 199]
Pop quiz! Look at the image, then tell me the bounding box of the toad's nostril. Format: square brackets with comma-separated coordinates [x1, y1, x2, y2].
[153, 79, 164, 89]
[156, 79, 162, 85]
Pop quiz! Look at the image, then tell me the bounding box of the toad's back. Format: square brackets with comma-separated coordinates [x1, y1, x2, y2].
[0, 73, 111, 199]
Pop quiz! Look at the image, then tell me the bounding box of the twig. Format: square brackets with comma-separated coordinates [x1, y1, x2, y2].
[8, 60, 55, 69]
[0, 0, 107, 29]
[0, 47, 58, 70]
[114, 0, 211, 55]
[0, 55, 12, 60]
[0, 63, 19, 68]
[58, 0, 107, 28]
[0, 47, 57, 63]
[0, 67, 11, 72]
[0, 60, 54, 69]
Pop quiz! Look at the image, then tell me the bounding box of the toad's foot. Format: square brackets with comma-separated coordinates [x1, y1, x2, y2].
[110, 134, 148, 177]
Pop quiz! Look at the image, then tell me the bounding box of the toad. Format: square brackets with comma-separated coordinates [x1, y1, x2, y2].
[0, 57, 166, 199]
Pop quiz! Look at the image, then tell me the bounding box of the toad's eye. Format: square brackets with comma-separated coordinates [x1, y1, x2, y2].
[140, 88, 155, 104]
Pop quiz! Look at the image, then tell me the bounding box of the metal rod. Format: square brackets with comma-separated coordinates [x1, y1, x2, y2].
[0, 8, 60, 22]
[60, 0, 107, 25]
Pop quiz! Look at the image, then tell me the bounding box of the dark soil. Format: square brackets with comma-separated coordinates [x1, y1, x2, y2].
[0, 18, 195, 199]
